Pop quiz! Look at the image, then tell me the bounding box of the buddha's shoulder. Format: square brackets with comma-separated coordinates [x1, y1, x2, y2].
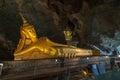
[38, 37, 50, 41]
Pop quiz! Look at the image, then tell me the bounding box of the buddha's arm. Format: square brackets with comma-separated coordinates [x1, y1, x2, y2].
[14, 46, 37, 56]
[14, 39, 25, 53]
[14, 44, 57, 56]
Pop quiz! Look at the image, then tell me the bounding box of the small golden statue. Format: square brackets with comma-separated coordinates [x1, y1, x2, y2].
[14, 13, 99, 60]
[64, 26, 72, 41]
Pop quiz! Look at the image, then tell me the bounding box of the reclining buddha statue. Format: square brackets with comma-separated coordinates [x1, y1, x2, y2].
[14, 13, 99, 60]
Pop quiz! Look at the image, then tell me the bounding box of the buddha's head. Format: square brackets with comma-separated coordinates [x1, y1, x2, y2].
[20, 13, 38, 42]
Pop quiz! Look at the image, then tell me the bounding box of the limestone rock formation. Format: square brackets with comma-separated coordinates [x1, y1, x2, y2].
[0, 0, 120, 60]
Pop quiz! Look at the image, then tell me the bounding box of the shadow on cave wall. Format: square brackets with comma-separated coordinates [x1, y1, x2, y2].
[0, 0, 22, 60]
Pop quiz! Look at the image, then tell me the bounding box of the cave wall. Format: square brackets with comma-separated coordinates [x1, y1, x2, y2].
[0, 0, 120, 59]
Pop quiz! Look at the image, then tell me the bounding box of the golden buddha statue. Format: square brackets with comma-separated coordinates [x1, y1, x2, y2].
[14, 14, 99, 60]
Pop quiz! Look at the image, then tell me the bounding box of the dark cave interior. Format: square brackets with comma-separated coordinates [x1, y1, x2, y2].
[0, 0, 120, 60]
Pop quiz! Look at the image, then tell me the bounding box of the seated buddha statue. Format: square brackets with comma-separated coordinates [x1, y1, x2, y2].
[14, 13, 99, 60]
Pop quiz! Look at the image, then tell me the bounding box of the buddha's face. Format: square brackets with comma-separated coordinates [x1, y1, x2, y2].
[23, 25, 37, 39]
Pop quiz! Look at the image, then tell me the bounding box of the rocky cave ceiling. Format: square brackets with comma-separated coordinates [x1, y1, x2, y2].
[0, 0, 120, 60]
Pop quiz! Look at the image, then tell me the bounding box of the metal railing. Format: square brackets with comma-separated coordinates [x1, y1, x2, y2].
[0, 56, 111, 80]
